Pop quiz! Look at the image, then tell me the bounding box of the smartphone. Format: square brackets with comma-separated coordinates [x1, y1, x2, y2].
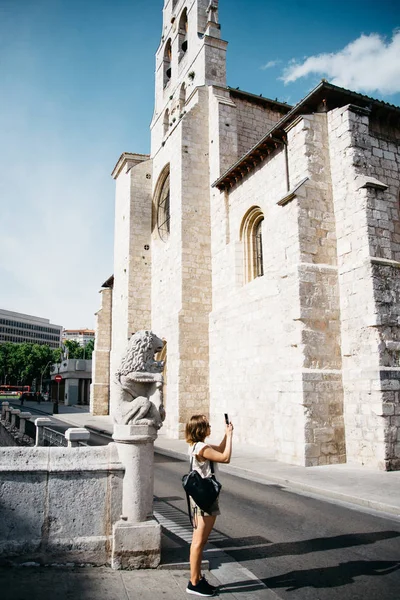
[224, 413, 229, 425]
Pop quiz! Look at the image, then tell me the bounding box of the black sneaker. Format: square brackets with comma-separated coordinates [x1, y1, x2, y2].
[186, 578, 216, 596]
[201, 576, 218, 592]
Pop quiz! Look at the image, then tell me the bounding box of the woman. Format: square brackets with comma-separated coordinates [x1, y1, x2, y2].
[185, 414, 234, 597]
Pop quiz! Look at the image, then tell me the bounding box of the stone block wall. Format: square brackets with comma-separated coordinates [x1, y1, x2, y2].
[288, 113, 345, 466]
[209, 110, 347, 466]
[178, 87, 212, 433]
[90, 287, 112, 416]
[151, 87, 212, 438]
[328, 104, 400, 469]
[109, 155, 153, 420]
[209, 142, 306, 460]
[233, 95, 287, 158]
[0, 444, 123, 564]
[151, 124, 183, 438]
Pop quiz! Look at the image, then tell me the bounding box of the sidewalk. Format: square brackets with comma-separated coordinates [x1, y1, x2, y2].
[9, 399, 400, 518]
[2, 566, 266, 600]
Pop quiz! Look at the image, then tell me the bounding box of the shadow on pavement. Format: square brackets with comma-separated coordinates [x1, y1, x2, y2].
[262, 560, 400, 592]
[211, 530, 400, 563]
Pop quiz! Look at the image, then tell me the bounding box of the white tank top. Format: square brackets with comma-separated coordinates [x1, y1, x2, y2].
[188, 441, 219, 479]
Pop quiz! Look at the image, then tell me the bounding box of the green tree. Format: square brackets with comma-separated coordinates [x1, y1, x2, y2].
[64, 339, 94, 360]
[84, 338, 94, 360]
[0, 343, 56, 388]
[0, 343, 14, 384]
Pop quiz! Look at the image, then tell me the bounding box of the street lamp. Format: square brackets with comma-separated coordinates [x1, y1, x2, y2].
[40, 361, 52, 395]
[53, 358, 62, 415]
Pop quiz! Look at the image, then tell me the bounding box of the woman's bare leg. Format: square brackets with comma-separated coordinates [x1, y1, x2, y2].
[190, 515, 216, 585]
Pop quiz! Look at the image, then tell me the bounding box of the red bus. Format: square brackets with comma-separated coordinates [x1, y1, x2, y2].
[0, 385, 31, 396]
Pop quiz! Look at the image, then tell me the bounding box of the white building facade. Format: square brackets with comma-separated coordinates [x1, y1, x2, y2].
[0, 309, 62, 349]
[91, 0, 400, 471]
[63, 329, 95, 346]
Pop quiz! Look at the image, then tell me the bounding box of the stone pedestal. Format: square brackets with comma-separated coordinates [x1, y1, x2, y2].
[112, 518, 161, 570]
[111, 424, 161, 569]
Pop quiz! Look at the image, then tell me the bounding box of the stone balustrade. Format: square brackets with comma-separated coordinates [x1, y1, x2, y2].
[1, 402, 9, 420]
[64, 427, 90, 447]
[35, 417, 52, 446]
[10, 409, 20, 428]
[3, 404, 11, 424]
[19, 413, 32, 435]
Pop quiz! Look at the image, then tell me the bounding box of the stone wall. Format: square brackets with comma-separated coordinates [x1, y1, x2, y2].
[0, 444, 123, 564]
[288, 113, 345, 466]
[209, 142, 305, 460]
[151, 86, 212, 438]
[109, 155, 153, 420]
[208, 111, 347, 466]
[90, 287, 112, 416]
[233, 95, 287, 158]
[328, 104, 400, 470]
[0, 424, 18, 447]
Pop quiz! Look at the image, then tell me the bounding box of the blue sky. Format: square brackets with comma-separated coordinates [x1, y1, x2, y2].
[1, 0, 399, 329]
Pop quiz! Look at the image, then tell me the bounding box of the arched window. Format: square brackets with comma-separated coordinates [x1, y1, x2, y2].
[156, 168, 171, 242]
[240, 206, 264, 283]
[163, 109, 170, 136]
[178, 9, 188, 61]
[179, 83, 186, 113]
[254, 219, 264, 278]
[163, 39, 172, 87]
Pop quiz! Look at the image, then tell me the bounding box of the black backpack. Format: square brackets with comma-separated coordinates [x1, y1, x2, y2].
[182, 443, 222, 525]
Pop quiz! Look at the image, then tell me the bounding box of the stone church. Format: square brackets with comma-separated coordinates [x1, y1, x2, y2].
[91, 0, 400, 470]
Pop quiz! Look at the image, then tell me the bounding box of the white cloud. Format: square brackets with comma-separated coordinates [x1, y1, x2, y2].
[281, 31, 400, 95]
[261, 60, 281, 70]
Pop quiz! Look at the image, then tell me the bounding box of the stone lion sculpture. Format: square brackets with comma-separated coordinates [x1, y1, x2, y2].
[114, 330, 165, 427]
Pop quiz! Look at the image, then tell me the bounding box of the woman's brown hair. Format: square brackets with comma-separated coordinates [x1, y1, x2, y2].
[185, 414, 209, 445]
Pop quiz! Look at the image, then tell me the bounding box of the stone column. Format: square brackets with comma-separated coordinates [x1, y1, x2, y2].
[111, 424, 161, 569]
[4, 405, 11, 423]
[19, 412, 32, 435]
[35, 417, 52, 446]
[1, 402, 9, 420]
[10, 409, 20, 428]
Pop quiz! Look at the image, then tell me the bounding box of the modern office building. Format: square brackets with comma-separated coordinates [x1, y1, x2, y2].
[0, 309, 62, 348]
[62, 329, 95, 346]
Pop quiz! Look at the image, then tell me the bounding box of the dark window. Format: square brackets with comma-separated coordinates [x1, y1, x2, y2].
[157, 172, 171, 242]
[254, 219, 264, 278]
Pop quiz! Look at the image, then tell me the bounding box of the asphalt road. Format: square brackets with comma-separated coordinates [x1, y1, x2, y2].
[154, 453, 400, 600]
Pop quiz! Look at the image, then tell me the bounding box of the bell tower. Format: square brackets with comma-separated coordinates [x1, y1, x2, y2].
[151, 0, 227, 154]
[149, 1, 228, 437]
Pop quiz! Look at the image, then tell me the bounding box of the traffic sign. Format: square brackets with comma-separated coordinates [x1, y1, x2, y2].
[54, 375, 62, 383]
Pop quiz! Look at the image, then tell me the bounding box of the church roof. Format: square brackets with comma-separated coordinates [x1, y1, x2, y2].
[213, 80, 400, 191]
[101, 275, 114, 289]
